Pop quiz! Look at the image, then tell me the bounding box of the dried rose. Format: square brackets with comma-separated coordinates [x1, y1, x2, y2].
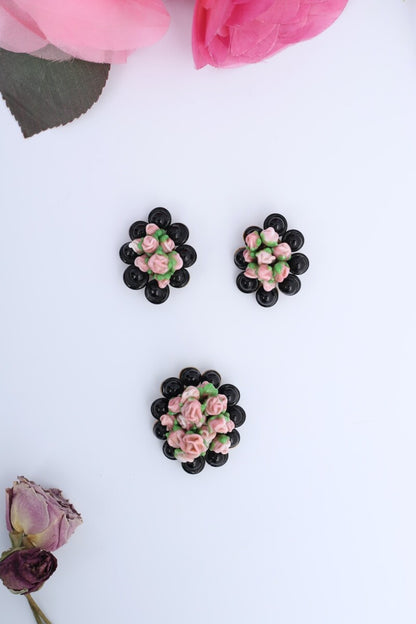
[0, 548, 57, 594]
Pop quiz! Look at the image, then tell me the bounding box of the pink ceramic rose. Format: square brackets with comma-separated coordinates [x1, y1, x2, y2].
[146, 223, 159, 235]
[175, 450, 198, 463]
[129, 239, 143, 254]
[142, 235, 159, 254]
[148, 254, 169, 275]
[262, 280, 276, 292]
[178, 399, 204, 429]
[244, 266, 257, 279]
[245, 231, 261, 250]
[208, 416, 229, 434]
[168, 429, 185, 448]
[226, 419, 235, 432]
[261, 227, 279, 246]
[192, 0, 349, 69]
[199, 425, 216, 446]
[161, 238, 175, 253]
[256, 250, 274, 264]
[257, 264, 273, 282]
[160, 413, 175, 430]
[134, 255, 149, 273]
[205, 394, 228, 416]
[274, 264, 290, 283]
[6, 477, 82, 551]
[243, 248, 253, 263]
[0, 0, 170, 64]
[273, 243, 292, 260]
[211, 436, 231, 455]
[180, 433, 206, 458]
[181, 386, 200, 402]
[172, 252, 183, 271]
[168, 396, 182, 413]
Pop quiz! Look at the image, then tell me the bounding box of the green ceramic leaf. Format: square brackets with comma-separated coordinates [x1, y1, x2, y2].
[0, 49, 110, 138]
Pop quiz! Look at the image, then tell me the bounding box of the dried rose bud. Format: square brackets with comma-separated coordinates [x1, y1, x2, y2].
[6, 477, 82, 551]
[0, 548, 57, 594]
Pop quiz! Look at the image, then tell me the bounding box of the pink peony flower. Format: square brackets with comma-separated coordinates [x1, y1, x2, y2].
[148, 253, 169, 275]
[178, 399, 204, 430]
[180, 433, 206, 458]
[205, 394, 228, 416]
[168, 396, 181, 413]
[167, 429, 185, 448]
[142, 235, 159, 254]
[160, 413, 175, 430]
[192, 0, 349, 69]
[0, 0, 171, 64]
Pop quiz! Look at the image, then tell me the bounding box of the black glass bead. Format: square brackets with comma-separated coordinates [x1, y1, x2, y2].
[176, 245, 197, 268]
[243, 225, 262, 241]
[148, 207, 171, 229]
[180, 367, 201, 386]
[129, 220, 147, 240]
[278, 273, 301, 296]
[123, 266, 148, 290]
[163, 441, 176, 460]
[170, 268, 190, 289]
[151, 398, 169, 419]
[201, 370, 221, 388]
[256, 286, 279, 308]
[283, 229, 304, 252]
[182, 456, 206, 474]
[205, 451, 229, 468]
[167, 223, 189, 246]
[145, 280, 170, 304]
[263, 213, 287, 235]
[236, 272, 258, 294]
[228, 405, 246, 428]
[161, 377, 184, 399]
[234, 247, 247, 270]
[289, 253, 309, 275]
[119, 242, 138, 265]
[218, 384, 240, 407]
[153, 421, 167, 440]
[228, 429, 240, 448]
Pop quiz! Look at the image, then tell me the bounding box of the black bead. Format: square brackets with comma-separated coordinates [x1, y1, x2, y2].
[201, 370, 221, 388]
[205, 451, 229, 468]
[151, 398, 169, 419]
[123, 266, 148, 290]
[228, 405, 246, 428]
[167, 223, 189, 246]
[145, 280, 170, 304]
[153, 421, 167, 440]
[283, 229, 304, 252]
[278, 274, 301, 296]
[129, 220, 147, 240]
[182, 456, 206, 474]
[163, 441, 176, 460]
[236, 272, 258, 294]
[218, 384, 240, 407]
[148, 207, 171, 229]
[170, 268, 190, 289]
[256, 287, 279, 308]
[161, 377, 184, 399]
[119, 242, 138, 265]
[180, 367, 201, 386]
[243, 226, 262, 241]
[234, 247, 248, 270]
[289, 253, 309, 275]
[263, 213, 287, 235]
[176, 245, 197, 268]
[228, 429, 240, 448]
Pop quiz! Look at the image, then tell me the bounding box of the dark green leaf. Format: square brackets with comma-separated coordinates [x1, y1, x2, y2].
[0, 48, 110, 138]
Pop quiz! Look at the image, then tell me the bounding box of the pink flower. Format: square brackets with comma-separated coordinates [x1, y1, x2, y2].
[178, 399, 204, 429]
[0, 0, 171, 64]
[129, 239, 143, 254]
[243, 248, 253, 263]
[192, 0, 348, 69]
[273, 243, 292, 261]
[244, 266, 257, 279]
[205, 394, 228, 416]
[226, 419, 235, 432]
[257, 264, 273, 282]
[256, 250, 274, 265]
[261, 227, 280, 246]
[142, 235, 159, 254]
[134, 255, 149, 273]
[148, 253, 169, 275]
[262, 280, 276, 292]
[168, 396, 181, 413]
[158, 279, 170, 289]
[146, 223, 159, 235]
[168, 429, 185, 449]
[180, 433, 206, 458]
[172, 252, 183, 271]
[199, 425, 216, 446]
[245, 231, 261, 250]
[160, 413, 175, 430]
[161, 238, 175, 253]
[6, 477, 82, 551]
[211, 435, 231, 455]
[175, 450, 199, 463]
[182, 386, 200, 402]
[274, 263, 290, 283]
[208, 416, 229, 434]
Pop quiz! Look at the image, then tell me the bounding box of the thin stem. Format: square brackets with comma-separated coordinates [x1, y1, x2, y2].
[26, 594, 53, 624]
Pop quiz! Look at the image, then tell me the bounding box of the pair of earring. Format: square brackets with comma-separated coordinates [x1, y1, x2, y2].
[119, 206, 309, 308]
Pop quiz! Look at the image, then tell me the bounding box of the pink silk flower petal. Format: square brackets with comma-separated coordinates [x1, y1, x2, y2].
[192, 0, 349, 69]
[0, 5, 45, 52]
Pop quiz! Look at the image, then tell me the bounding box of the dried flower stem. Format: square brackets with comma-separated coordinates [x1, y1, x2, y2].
[26, 594, 53, 624]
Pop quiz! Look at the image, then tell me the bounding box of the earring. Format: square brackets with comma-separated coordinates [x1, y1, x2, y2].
[120, 207, 197, 304]
[234, 213, 309, 308]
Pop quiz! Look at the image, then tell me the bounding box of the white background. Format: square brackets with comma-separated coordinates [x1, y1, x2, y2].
[1, 1, 415, 622]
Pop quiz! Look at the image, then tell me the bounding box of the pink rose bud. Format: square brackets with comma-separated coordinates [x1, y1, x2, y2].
[0, 548, 57, 594]
[146, 223, 159, 235]
[178, 399, 204, 429]
[243, 248, 253, 263]
[208, 416, 229, 434]
[199, 425, 216, 445]
[175, 450, 199, 463]
[161, 237, 175, 253]
[6, 477, 82, 552]
[274, 263, 290, 283]
[261, 227, 279, 245]
[129, 239, 143, 254]
[262, 280, 276, 292]
[257, 264, 273, 282]
[173, 252, 183, 271]
[168, 429, 185, 448]
[226, 419, 235, 432]
[211, 435, 231, 455]
[142, 235, 159, 254]
[134, 255, 149, 273]
[168, 396, 182, 413]
[245, 231, 261, 250]
[244, 266, 257, 279]
[256, 250, 274, 264]
[205, 394, 228, 416]
[148, 254, 169, 275]
[273, 243, 292, 261]
[182, 386, 200, 402]
[180, 433, 206, 458]
[160, 413, 175, 430]
[158, 279, 170, 289]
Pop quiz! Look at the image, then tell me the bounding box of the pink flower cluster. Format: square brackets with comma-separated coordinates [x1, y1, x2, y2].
[160, 382, 234, 462]
[129, 223, 183, 288]
[0, 0, 348, 68]
[244, 227, 292, 292]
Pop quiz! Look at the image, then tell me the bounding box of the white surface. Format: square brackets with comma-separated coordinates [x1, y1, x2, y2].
[1, 1, 416, 622]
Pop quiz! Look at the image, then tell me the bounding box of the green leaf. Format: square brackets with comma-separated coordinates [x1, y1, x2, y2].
[0, 48, 110, 138]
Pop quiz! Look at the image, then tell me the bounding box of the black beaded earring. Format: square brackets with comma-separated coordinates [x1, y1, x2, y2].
[234, 213, 309, 307]
[120, 207, 197, 304]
